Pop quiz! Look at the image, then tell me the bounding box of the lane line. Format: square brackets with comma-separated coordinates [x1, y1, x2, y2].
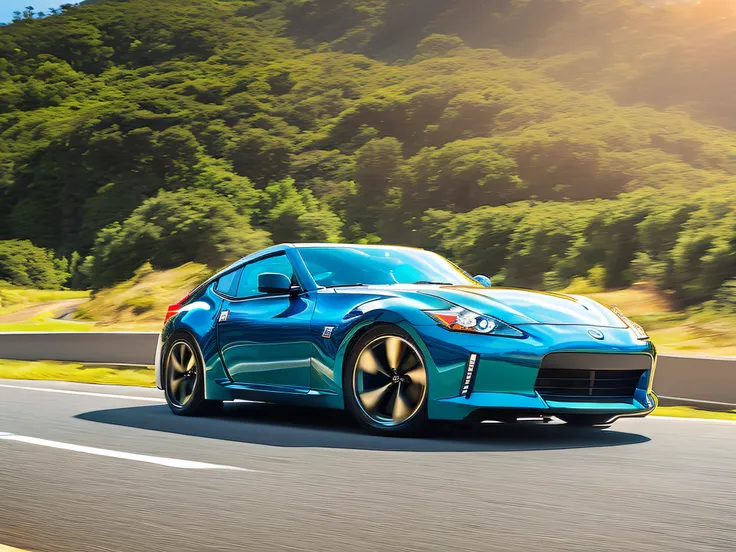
[0, 383, 263, 404]
[0, 383, 164, 402]
[0, 433, 256, 472]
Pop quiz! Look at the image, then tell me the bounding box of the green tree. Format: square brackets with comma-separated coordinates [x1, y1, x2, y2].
[85, 189, 271, 289]
[352, 137, 409, 238]
[264, 179, 344, 244]
[0, 240, 69, 289]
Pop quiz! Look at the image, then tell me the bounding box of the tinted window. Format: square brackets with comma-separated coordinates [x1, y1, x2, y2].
[235, 254, 295, 299]
[298, 247, 477, 287]
[215, 268, 242, 296]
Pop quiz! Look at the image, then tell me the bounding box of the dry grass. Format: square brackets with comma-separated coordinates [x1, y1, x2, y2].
[2, 268, 734, 356]
[563, 282, 736, 356]
[582, 284, 676, 317]
[0, 360, 156, 387]
[74, 262, 212, 331]
[0, 286, 89, 316]
[0, 263, 211, 332]
[653, 406, 736, 421]
[0, 287, 94, 332]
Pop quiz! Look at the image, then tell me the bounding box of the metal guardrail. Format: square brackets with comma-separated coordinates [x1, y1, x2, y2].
[0, 332, 733, 408]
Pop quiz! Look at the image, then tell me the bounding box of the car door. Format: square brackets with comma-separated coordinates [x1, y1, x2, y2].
[216, 253, 315, 392]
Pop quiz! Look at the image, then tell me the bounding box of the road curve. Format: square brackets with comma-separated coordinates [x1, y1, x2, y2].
[0, 379, 734, 552]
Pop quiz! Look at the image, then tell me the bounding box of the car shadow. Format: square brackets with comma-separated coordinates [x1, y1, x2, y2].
[75, 401, 651, 452]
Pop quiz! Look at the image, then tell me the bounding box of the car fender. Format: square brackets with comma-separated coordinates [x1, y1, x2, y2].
[161, 285, 232, 400]
[330, 306, 440, 405]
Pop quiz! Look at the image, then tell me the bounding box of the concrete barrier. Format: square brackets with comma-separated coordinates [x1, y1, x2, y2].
[0, 332, 733, 407]
[0, 332, 158, 366]
[654, 354, 736, 408]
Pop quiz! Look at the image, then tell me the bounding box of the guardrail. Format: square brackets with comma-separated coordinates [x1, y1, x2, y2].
[0, 332, 733, 408]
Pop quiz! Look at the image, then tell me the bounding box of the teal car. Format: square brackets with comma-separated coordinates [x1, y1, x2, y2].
[155, 244, 657, 435]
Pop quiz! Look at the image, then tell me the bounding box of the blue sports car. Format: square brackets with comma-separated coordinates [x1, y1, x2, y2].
[155, 243, 657, 435]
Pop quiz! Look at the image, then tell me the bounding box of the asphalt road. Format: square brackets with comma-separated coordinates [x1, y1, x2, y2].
[0, 379, 734, 552]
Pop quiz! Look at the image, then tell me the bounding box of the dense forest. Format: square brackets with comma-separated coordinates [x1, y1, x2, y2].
[0, 0, 734, 308]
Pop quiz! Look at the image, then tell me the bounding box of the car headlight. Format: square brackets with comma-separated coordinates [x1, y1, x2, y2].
[426, 307, 524, 337]
[612, 307, 649, 340]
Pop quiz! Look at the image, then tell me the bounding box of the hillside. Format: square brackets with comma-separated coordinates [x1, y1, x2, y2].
[4, 264, 735, 355]
[0, 0, 734, 310]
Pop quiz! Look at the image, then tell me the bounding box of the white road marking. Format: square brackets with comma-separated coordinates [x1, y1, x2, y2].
[0, 433, 256, 471]
[0, 383, 164, 402]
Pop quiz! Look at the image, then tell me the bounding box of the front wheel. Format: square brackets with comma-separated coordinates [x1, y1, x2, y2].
[164, 335, 221, 416]
[558, 414, 613, 427]
[344, 325, 428, 436]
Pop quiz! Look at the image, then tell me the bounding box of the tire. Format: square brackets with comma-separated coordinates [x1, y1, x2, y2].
[163, 333, 222, 416]
[343, 324, 429, 436]
[558, 414, 613, 427]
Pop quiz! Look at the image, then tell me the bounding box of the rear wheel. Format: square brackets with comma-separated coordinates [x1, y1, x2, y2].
[164, 335, 221, 416]
[344, 325, 428, 436]
[558, 414, 613, 427]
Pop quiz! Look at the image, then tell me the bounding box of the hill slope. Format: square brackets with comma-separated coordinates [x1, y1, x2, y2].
[0, 0, 734, 307]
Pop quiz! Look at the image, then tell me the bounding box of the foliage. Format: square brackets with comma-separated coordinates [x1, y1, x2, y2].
[83, 188, 271, 288]
[0, 240, 69, 289]
[713, 280, 736, 315]
[0, 0, 735, 303]
[74, 262, 212, 329]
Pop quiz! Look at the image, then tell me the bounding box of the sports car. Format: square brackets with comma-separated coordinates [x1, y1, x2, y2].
[155, 243, 657, 435]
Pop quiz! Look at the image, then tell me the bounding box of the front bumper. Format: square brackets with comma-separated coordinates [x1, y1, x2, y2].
[438, 392, 658, 422]
[412, 323, 658, 422]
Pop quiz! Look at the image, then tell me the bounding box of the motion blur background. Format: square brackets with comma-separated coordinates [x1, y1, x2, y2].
[0, 0, 735, 356]
[0, 4, 735, 552]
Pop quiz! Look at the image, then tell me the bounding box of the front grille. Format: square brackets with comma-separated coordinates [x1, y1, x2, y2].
[535, 353, 651, 401]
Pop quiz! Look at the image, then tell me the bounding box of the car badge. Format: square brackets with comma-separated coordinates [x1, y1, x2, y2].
[322, 326, 335, 339]
[588, 329, 604, 340]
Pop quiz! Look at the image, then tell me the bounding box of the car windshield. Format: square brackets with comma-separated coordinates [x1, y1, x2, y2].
[297, 246, 479, 288]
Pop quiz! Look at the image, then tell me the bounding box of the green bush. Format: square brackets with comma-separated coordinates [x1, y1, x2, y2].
[0, 240, 69, 289]
[713, 280, 736, 315]
[84, 189, 271, 289]
[1, 0, 736, 303]
[124, 294, 156, 315]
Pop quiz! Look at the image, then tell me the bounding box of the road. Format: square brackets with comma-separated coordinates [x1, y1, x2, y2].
[0, 379, 734, 552]
[0, 299, 88, 324]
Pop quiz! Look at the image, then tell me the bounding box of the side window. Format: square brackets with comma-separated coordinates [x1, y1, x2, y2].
[234, 254, 295, 299]
[214, 268, 242, 297]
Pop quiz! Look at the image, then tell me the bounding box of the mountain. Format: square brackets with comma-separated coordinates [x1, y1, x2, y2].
[0, 0, 733, 307]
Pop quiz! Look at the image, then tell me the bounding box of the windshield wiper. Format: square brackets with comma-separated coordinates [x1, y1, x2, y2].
[324, 283, 368, 288]
[411, 281, 453, 285]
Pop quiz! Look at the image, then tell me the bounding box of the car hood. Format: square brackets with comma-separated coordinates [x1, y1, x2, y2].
[417, 286, 627, 327]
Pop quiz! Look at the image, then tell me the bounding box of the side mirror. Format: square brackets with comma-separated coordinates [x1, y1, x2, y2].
[473, 274, 492, 288]
[258, 272, 296, 295]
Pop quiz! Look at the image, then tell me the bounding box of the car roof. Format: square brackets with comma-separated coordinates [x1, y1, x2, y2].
[289, 243, 422, 250]
[194, 243, 428, 296]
